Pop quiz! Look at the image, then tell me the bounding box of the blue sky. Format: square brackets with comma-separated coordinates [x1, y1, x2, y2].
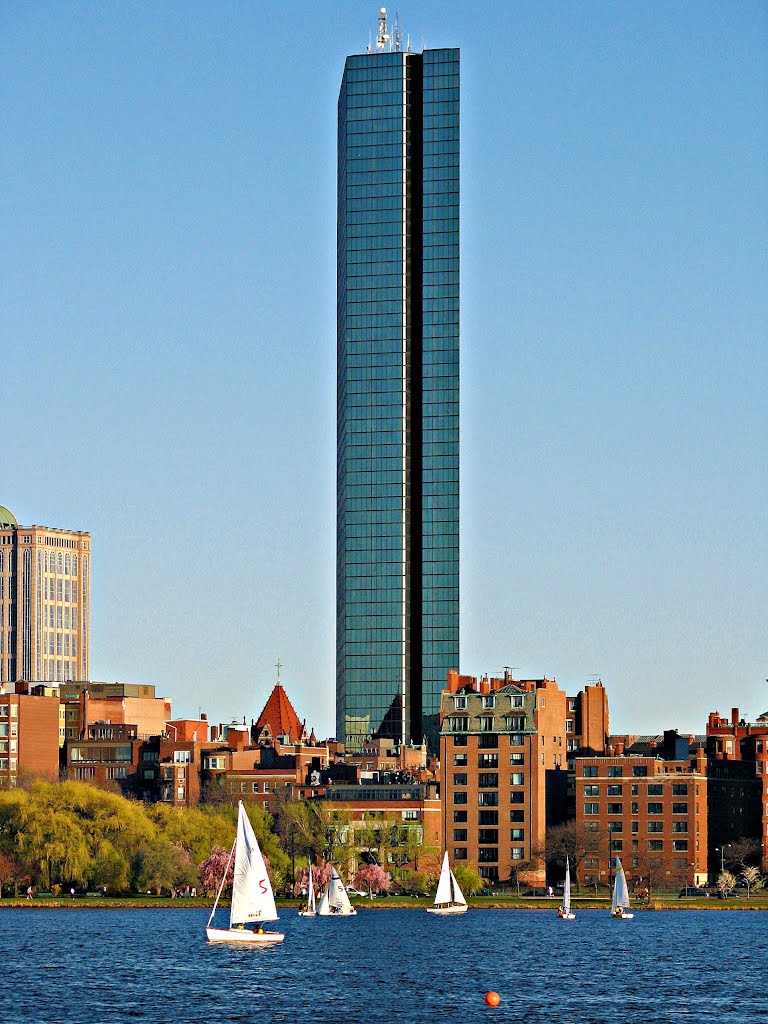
[2, 1, 766, 738]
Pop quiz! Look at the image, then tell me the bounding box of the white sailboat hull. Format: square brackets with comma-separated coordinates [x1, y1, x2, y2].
[426, 903, 467, 915]
[297, 910, 317, 917]
[316, 907, 357, 916]
[558, 912, 576, 920]
[206, 926, 284, 945]
[612, 912, 634, 920]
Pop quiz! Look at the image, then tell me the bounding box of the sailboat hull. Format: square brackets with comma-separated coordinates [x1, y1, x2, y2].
[297, 910, 317, 917]
[206, 926, 284, 945]
[558, 912, 576, 920]
[612, 912, 634, 920]
[426, 903, 467, 915]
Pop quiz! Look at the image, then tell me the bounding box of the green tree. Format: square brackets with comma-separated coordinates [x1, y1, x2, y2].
[133, 840, 197, 896]
[452, 863, 483, 897]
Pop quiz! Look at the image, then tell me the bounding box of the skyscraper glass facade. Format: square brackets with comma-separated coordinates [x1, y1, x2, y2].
[336, 47, 459, 752]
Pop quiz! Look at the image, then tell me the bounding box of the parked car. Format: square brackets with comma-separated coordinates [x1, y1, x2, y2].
[678, 887, 709, 898]
[344, 886, 367, 897]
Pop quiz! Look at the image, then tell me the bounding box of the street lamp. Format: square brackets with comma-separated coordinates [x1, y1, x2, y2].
[715, 844, 732, 874]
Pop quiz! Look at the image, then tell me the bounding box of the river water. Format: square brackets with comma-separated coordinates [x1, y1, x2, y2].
[2, 907, 765, 1023]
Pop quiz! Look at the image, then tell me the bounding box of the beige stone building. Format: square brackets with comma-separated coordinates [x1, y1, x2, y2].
[0, 505, 91, 684]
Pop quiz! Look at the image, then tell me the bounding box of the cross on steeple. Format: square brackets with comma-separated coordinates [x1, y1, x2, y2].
[275, 658, 283, 685]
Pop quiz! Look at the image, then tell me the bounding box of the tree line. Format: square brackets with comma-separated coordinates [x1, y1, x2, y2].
[0, 780, 484, 898]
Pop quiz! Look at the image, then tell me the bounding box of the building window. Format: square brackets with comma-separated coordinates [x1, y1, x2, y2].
[648, 821, 664, 833]
[510, 810, 524, 823]
[453, 753, 468, 766]
[173, 750, 191, 764]
[566, 719, 574, 733]
[482, 695, 495, 709]
[404, 810, 418, 821]
[672, 840, 689, 851]
[478, 734, 498, 749]
[510, 752, 524, 764]
[253, 783, 259, 793]
[672, 783, 688, 796]
[453, 829, 467, 842]
[633, 766, 648, 777]
[478, 792, 499, 807]
[584, 784, 598, 796]
[648, 840, 663, 851]
[510, 773, 525, 786]
[478, 829, 498, 845]
[584, 803, 599, 815]
[478, 773, 498, 788]
[479, 716, 494, 732]
[454, 696, 466, 710]
[611, 839, 623, 851]
[453, 810, 467, 823]
[453, 734, 468, 746]
[454, 848, 467, 861]
[672, 802, 688, 814]
[607, 803, 623, 815]
[512, 695, 523, 708]
[510, 828, 524, 841]
[478, 810, 498, 825]
[478, 753, 498, 768]
[453, 773, 467, 786]
[607, 766, 623, 778]
[511, 847, 525, 861]
[648, 784, 663, 796]
[568, 699, 576, 712]
[671, 821, 688, 833]
[478, 847, 498, 862]
[509, 734, 524, 747]
[647, 803, 663, 815]
[608, 821, 623, 833]
[607, 784, 623, 796]
[509, 792, 524, 805]
[453, 792, 467, 805]
[583, 766, 598, 778]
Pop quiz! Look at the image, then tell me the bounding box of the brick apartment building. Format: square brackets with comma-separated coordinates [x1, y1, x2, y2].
[706, 707, 768, 871]
[0, 687, 60, 783]
[439, 670, 609, 885]
[575, 734, 708, 893]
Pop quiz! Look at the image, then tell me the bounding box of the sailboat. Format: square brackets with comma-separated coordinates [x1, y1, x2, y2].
[557, 857, 576, 920]
[316, 866, 357, 916]
[298, 863, 317, 917]
[610, 856, 634, 920]
[206, 801, 284, 944]
[426, 852, 468, 915]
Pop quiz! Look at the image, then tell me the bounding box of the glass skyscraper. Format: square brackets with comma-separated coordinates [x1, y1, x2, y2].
[336, 35, 459, 752]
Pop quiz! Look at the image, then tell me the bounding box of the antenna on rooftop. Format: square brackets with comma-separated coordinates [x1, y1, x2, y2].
[376, 7, 389, 51]
[394, 11, 402, 52]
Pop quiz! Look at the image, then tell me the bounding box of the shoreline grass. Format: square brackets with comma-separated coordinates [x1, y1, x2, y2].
[3, 895, 767, 911]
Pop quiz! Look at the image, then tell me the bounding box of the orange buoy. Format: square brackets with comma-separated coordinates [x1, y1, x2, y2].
[484, 992, 501, 1007]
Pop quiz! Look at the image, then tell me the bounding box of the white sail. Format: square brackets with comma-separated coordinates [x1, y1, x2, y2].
[563, 857, 571, 915]
[434, 852, 467, 907]
[317, 867, 356, 916]
[229, 801, 278, 926]
[434, 852, 453, 905]
[611, 857, 631, 914]
[306, 864, 316, 914]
